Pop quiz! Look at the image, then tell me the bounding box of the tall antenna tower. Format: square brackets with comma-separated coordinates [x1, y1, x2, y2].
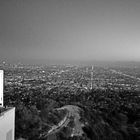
[0, 70, 4, 107]
[90, 66, 93, 90]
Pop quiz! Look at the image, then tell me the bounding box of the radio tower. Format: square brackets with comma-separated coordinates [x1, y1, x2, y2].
[90, 66, 94, 90]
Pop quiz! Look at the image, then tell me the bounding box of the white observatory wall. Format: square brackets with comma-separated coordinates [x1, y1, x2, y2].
[0, 108, 15, 140]
[0, 70, 4, 107]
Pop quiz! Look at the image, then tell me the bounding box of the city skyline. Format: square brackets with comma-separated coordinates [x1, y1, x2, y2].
[1, 0, 140, 64]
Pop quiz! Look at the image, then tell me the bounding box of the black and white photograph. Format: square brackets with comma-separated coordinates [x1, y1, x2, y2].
[0, 0, 140, 140]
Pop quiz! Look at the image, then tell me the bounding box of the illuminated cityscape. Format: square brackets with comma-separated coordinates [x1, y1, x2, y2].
[0, 61, 140, 140]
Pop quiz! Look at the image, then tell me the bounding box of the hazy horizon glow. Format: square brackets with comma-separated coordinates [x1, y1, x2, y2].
[1, 0, 140, 64]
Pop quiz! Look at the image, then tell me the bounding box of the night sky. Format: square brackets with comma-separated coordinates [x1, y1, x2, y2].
[1, 0, 140, 64]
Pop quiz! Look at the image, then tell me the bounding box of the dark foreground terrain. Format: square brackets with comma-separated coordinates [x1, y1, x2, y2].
[4, 87, 140, 140]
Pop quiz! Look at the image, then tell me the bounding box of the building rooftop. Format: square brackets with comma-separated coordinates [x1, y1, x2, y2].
[0, 107, 13, 116]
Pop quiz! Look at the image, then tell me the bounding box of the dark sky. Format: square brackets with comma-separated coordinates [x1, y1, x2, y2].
[1, 0, 140, 64]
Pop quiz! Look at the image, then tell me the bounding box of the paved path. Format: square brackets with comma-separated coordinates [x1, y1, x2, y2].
[47, 105, 84, 137]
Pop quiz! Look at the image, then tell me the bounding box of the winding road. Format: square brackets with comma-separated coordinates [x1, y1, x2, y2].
[47, 105, 84, 137]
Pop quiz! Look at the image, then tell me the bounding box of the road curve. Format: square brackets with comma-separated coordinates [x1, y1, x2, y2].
[47, 105, 84, 137]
